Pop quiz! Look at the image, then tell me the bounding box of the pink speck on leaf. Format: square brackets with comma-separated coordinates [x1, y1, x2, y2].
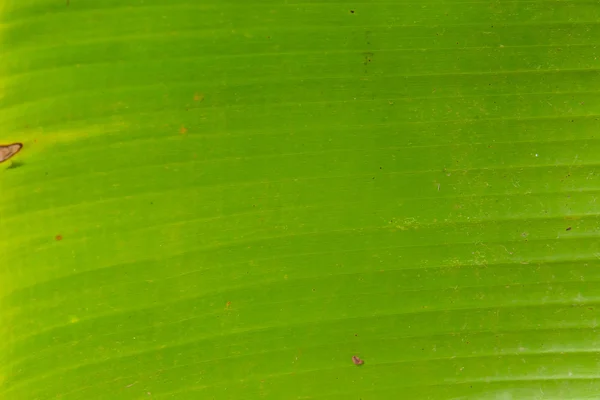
[352, 355, 364, 365]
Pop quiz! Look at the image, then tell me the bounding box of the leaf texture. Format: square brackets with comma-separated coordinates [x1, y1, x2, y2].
[1, 1, 600, 399]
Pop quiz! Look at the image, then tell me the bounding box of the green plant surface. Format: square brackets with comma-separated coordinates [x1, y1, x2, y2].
[1, 0, 600, 399]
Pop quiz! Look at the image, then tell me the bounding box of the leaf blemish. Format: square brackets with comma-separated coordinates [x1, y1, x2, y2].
[0, 143, 23, 163]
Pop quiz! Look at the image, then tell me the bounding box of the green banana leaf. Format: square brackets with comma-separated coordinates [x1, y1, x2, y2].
[2, 1, 600, 399]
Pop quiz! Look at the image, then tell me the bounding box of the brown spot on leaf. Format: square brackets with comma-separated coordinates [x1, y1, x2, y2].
[0, 143, 23, 163]
[55, 235, 63, 241]
[193, 93, 204, 102]
[180, 126, 188, 135]
[352, 355, 364, 365]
